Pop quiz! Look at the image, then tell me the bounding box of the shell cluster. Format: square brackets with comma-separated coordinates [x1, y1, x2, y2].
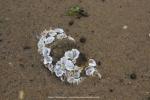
[37, 28, 101, 84]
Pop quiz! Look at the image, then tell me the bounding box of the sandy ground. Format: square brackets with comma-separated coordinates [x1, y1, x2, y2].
[0, 0, 150, 100]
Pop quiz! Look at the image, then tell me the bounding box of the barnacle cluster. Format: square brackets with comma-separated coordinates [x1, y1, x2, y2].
[37, 28, 101, 84]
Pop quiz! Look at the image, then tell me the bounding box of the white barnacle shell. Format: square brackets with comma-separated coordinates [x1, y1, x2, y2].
[64, 60, 75, 71]
[44, 36, 55, 45]
[54, 28, 64, 34]
[72, 49, 80, 60]
[85, 66, 96, 76]
[56, 33, 67, 39]
[59, 57, 67, 68]
[67, 36, 75, 41]
[64, 49, 80, 60]
[43, 56, 53, 65]
[47, 64, 54, 72]
[37, 36, 46, 51]
[54, 64, 65, 77]
[67, 77, 83, 85]
[88, 59, 97, 67]
[48, 30, 57, 37]
[42, 47, 51, 57]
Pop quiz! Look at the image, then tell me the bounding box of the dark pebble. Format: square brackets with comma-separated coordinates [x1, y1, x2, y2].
[29, 79, 33, 82]
[97, 61, 101, 66]
[68, 20, 74, 26]
[23, 46, 31, 50]
[76, 15, 81, 19]
[0, 39, 2, 42]
[101, 0, 106, 2]
[80, 37, 86, 43]
[130, 73, 137, 80]
[78, 9, 89, 17]
[91, 30, 95, 33]
[31, 64, 34, 67]
[109, 89, 114, 92]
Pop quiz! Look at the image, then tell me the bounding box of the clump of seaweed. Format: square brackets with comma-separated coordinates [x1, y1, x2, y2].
[67, 5, 89, 18]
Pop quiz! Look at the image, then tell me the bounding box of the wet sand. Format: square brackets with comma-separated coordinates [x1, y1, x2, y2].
[0, 0, 150, 100]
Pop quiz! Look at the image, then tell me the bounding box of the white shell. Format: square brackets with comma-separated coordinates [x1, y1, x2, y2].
[64, 49, 80, 60]
[37, 37, 46, 50]
[65, 60, 75, 71]
[48, 31, 57, 37]
[56, 33, 67, 39]
[44, 36, 55, 44]
[68, 36, 75, 41]
[43, 56, 53, 64]
[54, 64, 64, 77]
[85, 66, 95, 76]
[42, 47, 51, 57]
[47, 64, 54, 72]
[72, 49, 80, 59]
[88, 59, 97, 67]
[67, 77, 82, 85]
[59, 57, 67, 66]
[54, 28, 64, 34]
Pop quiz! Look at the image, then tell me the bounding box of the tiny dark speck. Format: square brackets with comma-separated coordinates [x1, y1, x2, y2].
[29, 79, 33, 82]
[109, 89, 114, 92]
[130, 73, 137, 80]
[80, 37, 86, 43]
[23, 46, 31, 50]
[101, 0, 106, 2]
[97, 61, 101, 66]
[68, 20, 74, 26]
[31, 64, 34, 67]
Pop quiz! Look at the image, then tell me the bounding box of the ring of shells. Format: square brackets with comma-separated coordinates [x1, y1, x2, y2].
[37, 28, 101, 84]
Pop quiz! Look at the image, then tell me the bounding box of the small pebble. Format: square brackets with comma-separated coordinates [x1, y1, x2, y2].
[123, 25, 128, 29]
[80, 37, 86, 43]
[109, 89, 114, 92]
[78, 9, 89, 17]
[130, 73, 137, 80]
[31, 64, 34, 67]
[19, 90, 24, 100]
[68, 20, 74, 26]
[23, 46, 31, 50]
[91, 30, 95, 33]
[148, 33, 150, 37]
[97, 61, 101, 66]
[101, 0, 106, 2]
